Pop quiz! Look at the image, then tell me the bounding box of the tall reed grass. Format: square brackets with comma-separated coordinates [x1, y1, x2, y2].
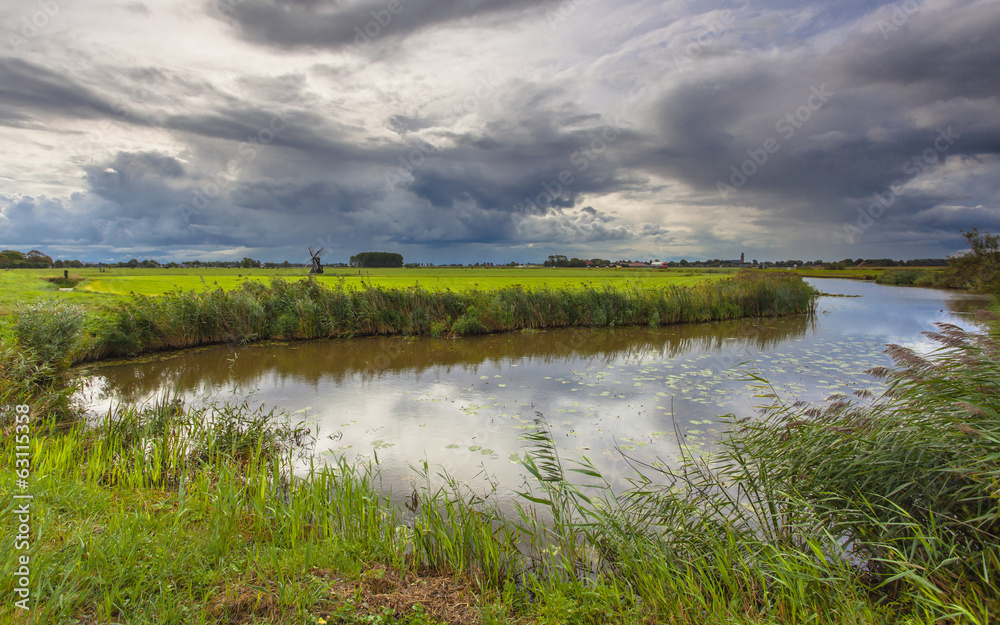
[27, 270, 812, 362]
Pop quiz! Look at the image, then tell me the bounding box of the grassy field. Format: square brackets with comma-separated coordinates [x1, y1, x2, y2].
[1, 267, 736, 315]
[789, 266, 948, 281]
[789, 267, 885, 280]
[6, 270, 816, 363]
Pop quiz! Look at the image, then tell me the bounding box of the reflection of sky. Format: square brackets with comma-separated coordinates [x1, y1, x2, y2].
[79, 279, 990, 498]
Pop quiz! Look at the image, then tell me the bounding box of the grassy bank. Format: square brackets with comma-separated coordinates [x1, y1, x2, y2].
[1, 306, 997, 623]
[789, 266, 957, 286]
[11, 270, 816, 364]
[0, 267, 735, 315]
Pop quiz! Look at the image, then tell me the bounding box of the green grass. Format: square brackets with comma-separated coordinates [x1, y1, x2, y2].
[2, 311, 998, 623]
[6, 270, 815, 363]
[82, 267, 734, 296]
[788, 266, 953, 283]
[0, 269, 120, 314]
[0, 267, 734, 315]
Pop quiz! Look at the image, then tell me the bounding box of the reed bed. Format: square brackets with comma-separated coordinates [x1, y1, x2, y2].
[24, 269, 812, 363]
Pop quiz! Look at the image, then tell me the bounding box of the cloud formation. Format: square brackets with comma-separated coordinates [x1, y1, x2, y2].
[0, 0, 997, 262]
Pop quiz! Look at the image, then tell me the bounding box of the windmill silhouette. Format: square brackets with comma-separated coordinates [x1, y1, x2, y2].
[307, 247, 324, 274]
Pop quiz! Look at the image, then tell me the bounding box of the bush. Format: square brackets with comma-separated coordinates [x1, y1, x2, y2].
[948, 228, 1000, 293]
[13, 299, 85, 366]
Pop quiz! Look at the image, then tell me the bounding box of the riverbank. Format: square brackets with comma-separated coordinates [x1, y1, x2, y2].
[11, 270, 816, 365]
[2, 305, 997, 623]
[790, 266, 961, 287]
[0, 267, 736, 316]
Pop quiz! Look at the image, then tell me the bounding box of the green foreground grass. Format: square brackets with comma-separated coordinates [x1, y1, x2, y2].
[2, 310, 998, 623]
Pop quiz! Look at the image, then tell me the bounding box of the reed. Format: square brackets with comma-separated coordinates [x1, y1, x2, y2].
[4, 285, 992, 624]
[2, 314, 998, 622]
[10, 270, 815, 364]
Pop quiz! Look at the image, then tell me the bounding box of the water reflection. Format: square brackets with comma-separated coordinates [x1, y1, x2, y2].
[79, 314, 813, 405]
[77, 279, 991, 498]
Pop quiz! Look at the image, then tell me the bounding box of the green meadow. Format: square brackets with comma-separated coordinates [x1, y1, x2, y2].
[1, 267, 736, 315]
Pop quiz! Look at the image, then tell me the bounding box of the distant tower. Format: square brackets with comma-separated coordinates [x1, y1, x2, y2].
[740, 252, 744, 264]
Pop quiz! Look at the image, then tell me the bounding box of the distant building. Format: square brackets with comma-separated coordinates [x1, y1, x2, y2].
[740, 252, 745, 264]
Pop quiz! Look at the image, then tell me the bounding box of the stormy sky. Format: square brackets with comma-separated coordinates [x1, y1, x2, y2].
[0, 0, 998, 264]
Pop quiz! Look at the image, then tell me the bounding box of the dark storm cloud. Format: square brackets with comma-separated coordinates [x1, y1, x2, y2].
[388, 114, 435, 135]
[390, 86, 645, 219]
[229, 177, 385, 214]
[636, 0, 1000, 234]
[84, 152, 186, 207]
[0, 57, 120, 125]
[3, 0, 998, 262]
[837, 3, 1000, 101]
[210, 0, 557, 51]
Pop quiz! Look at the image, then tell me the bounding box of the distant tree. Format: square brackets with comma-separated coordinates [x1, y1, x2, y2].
[127, 258, 140, 268]
[240, 257, 260, 268]
[54, 259, 65, 268]
[26, 250, 53, 268]
[349, 252, 403, 268]
[948, 228, 1000, 293]
[0, 250, 25, 268]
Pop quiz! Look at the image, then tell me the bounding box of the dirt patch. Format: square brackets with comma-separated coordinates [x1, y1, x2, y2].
[206, 583, 281, 624]
[316, 564, 483, 625]
[43, 276, 84, 288]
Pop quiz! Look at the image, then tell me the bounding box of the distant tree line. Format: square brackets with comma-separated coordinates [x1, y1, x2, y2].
[350, 252, 403, 268]
[543, 255, 612, 267]
[823, 258, 949, 269]
[0, 250, 84, 268]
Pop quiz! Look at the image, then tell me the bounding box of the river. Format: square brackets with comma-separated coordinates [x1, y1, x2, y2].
[77, 279, 990, 497]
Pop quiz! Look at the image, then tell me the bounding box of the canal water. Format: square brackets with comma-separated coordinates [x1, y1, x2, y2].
[77, 279, 990, 496]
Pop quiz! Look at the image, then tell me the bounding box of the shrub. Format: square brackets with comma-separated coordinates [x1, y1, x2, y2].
[13, 299, 85, 366]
